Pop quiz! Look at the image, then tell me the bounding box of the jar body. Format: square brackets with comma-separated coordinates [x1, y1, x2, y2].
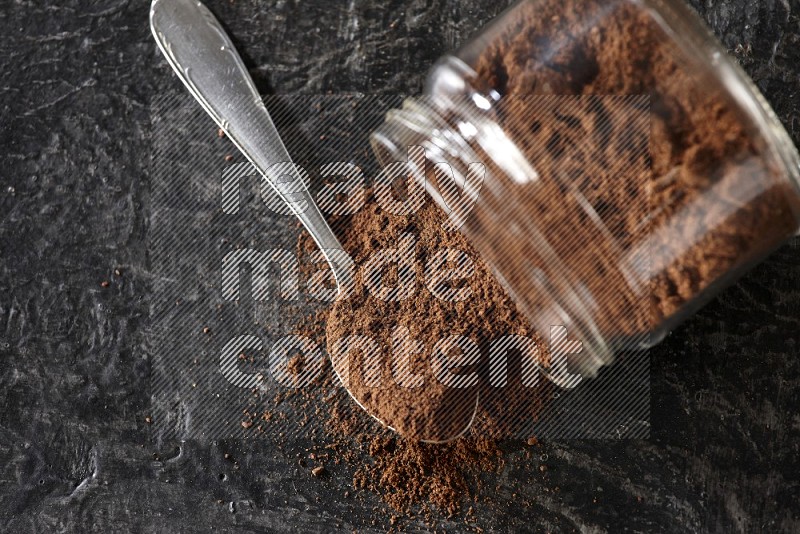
[372, 0, 800, 377]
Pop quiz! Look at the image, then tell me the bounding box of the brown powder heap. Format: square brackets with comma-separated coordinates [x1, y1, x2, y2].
[290, 223, 523, 516]
[326, 198, 552, 442]
[254, 0, 796, 524]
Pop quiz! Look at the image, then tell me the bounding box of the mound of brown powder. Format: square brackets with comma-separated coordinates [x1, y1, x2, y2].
[289, 212, 532, 517]
[325, 197, 552, 442]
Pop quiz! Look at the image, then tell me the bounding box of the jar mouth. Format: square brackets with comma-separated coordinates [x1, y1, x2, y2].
[370, 98, 448, 168]
[370, 97, 618, 382]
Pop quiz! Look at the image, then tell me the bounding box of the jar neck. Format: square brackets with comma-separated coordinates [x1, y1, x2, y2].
[369, 77, 619, 381]
[371, 57, 538, 187]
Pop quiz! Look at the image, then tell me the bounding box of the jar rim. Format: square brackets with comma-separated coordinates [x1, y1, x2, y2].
[370, 95, 618, 381]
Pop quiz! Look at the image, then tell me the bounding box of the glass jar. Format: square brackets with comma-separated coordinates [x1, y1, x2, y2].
[371, 0, 800, 378]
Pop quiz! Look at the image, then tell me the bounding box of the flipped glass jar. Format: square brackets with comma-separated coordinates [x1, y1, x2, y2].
[371, 0, 800, 378]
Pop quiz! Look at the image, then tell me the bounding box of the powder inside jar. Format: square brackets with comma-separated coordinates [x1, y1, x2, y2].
[463, 0, 800, 342]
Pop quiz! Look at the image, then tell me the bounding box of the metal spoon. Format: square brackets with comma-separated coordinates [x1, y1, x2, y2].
[149, 0, 477, 443]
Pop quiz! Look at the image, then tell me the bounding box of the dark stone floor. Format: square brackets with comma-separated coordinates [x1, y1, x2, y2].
[1, 0, 799, 531]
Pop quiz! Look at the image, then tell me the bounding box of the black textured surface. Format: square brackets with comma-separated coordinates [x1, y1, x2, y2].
[1, 0, 799, 532]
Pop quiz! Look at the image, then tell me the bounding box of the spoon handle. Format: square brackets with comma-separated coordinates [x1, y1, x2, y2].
[150, 0, 351, 290]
